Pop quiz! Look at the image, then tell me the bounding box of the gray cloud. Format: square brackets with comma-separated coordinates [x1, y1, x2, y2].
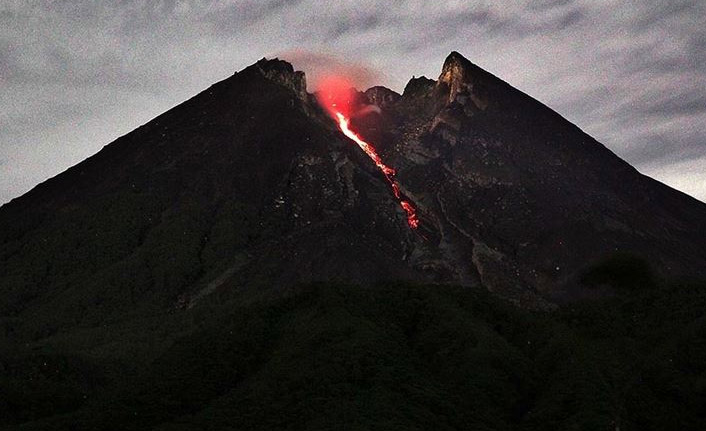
[1, 0, 705, 204]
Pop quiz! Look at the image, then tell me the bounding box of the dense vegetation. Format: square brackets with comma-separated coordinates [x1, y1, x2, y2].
[2, 266, 704, 430]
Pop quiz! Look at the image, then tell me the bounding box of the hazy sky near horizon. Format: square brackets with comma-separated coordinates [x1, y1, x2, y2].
[1, 1, 705, 204]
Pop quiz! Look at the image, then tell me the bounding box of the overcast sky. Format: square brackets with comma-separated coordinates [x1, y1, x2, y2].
[1, 1, 705, 204]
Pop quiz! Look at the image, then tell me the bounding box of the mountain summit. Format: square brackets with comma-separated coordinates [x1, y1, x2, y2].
[1, 51, 705, 332]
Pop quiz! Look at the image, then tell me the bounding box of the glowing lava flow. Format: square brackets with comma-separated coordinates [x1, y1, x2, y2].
[335, 112, 419, 229]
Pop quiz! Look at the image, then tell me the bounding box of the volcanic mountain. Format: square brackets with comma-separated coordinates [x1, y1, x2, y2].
[3, 51, 705, 320]
[2, 51, 706, 430]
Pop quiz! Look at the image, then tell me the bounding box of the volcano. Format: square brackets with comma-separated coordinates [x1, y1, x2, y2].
[2, 52, 706, 429]
[3, 51, 704, 315]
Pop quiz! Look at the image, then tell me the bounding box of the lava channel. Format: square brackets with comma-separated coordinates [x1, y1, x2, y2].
[316, 75, 419, 229]
[334, 112, 419, 229]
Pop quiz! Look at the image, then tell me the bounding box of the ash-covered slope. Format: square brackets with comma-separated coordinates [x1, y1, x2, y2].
[1, 52, 705, 339]
[0, 58, 427, 338]
[357, 51, 706, 303]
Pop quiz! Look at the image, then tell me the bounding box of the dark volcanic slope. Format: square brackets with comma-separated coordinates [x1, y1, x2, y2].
[372, 52, 706, 303]
[0, 59, 423, 338]
[1, 52, 705, 338]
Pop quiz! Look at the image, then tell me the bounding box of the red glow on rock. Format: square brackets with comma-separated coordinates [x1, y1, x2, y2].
[315, 74, 419, 229]
[336, 113, 394, 176]
[400, 201, 419, 229]
[333, 112, 420, 229]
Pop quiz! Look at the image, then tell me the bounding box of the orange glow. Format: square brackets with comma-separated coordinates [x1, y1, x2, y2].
[401, 201, 419, 229]
[336, 113, 395, 176]
[316, 75, 357, 118]
[333, 112, 419, 229]
[316, 74, 419, 229]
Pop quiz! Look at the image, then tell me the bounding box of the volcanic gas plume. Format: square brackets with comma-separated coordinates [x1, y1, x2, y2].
[316, 76, 419, 229]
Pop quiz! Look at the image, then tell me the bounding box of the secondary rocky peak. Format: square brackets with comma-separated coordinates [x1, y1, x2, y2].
[250, 57, 308, 100]
[364, 86, 401, 108]
[402, 75, 436, 98]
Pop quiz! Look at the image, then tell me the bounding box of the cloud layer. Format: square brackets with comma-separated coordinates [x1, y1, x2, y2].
[1, 1, 704, 203]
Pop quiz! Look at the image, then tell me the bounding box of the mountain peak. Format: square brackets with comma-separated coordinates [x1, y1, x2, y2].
[249, 57, 308, 100]
[437, 51, 488, 109]
[439, 51, 473, 82]
[443, 50, 468, 65]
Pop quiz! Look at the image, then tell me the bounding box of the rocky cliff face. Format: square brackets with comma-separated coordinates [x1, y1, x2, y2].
[1, 52, 705, 338]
